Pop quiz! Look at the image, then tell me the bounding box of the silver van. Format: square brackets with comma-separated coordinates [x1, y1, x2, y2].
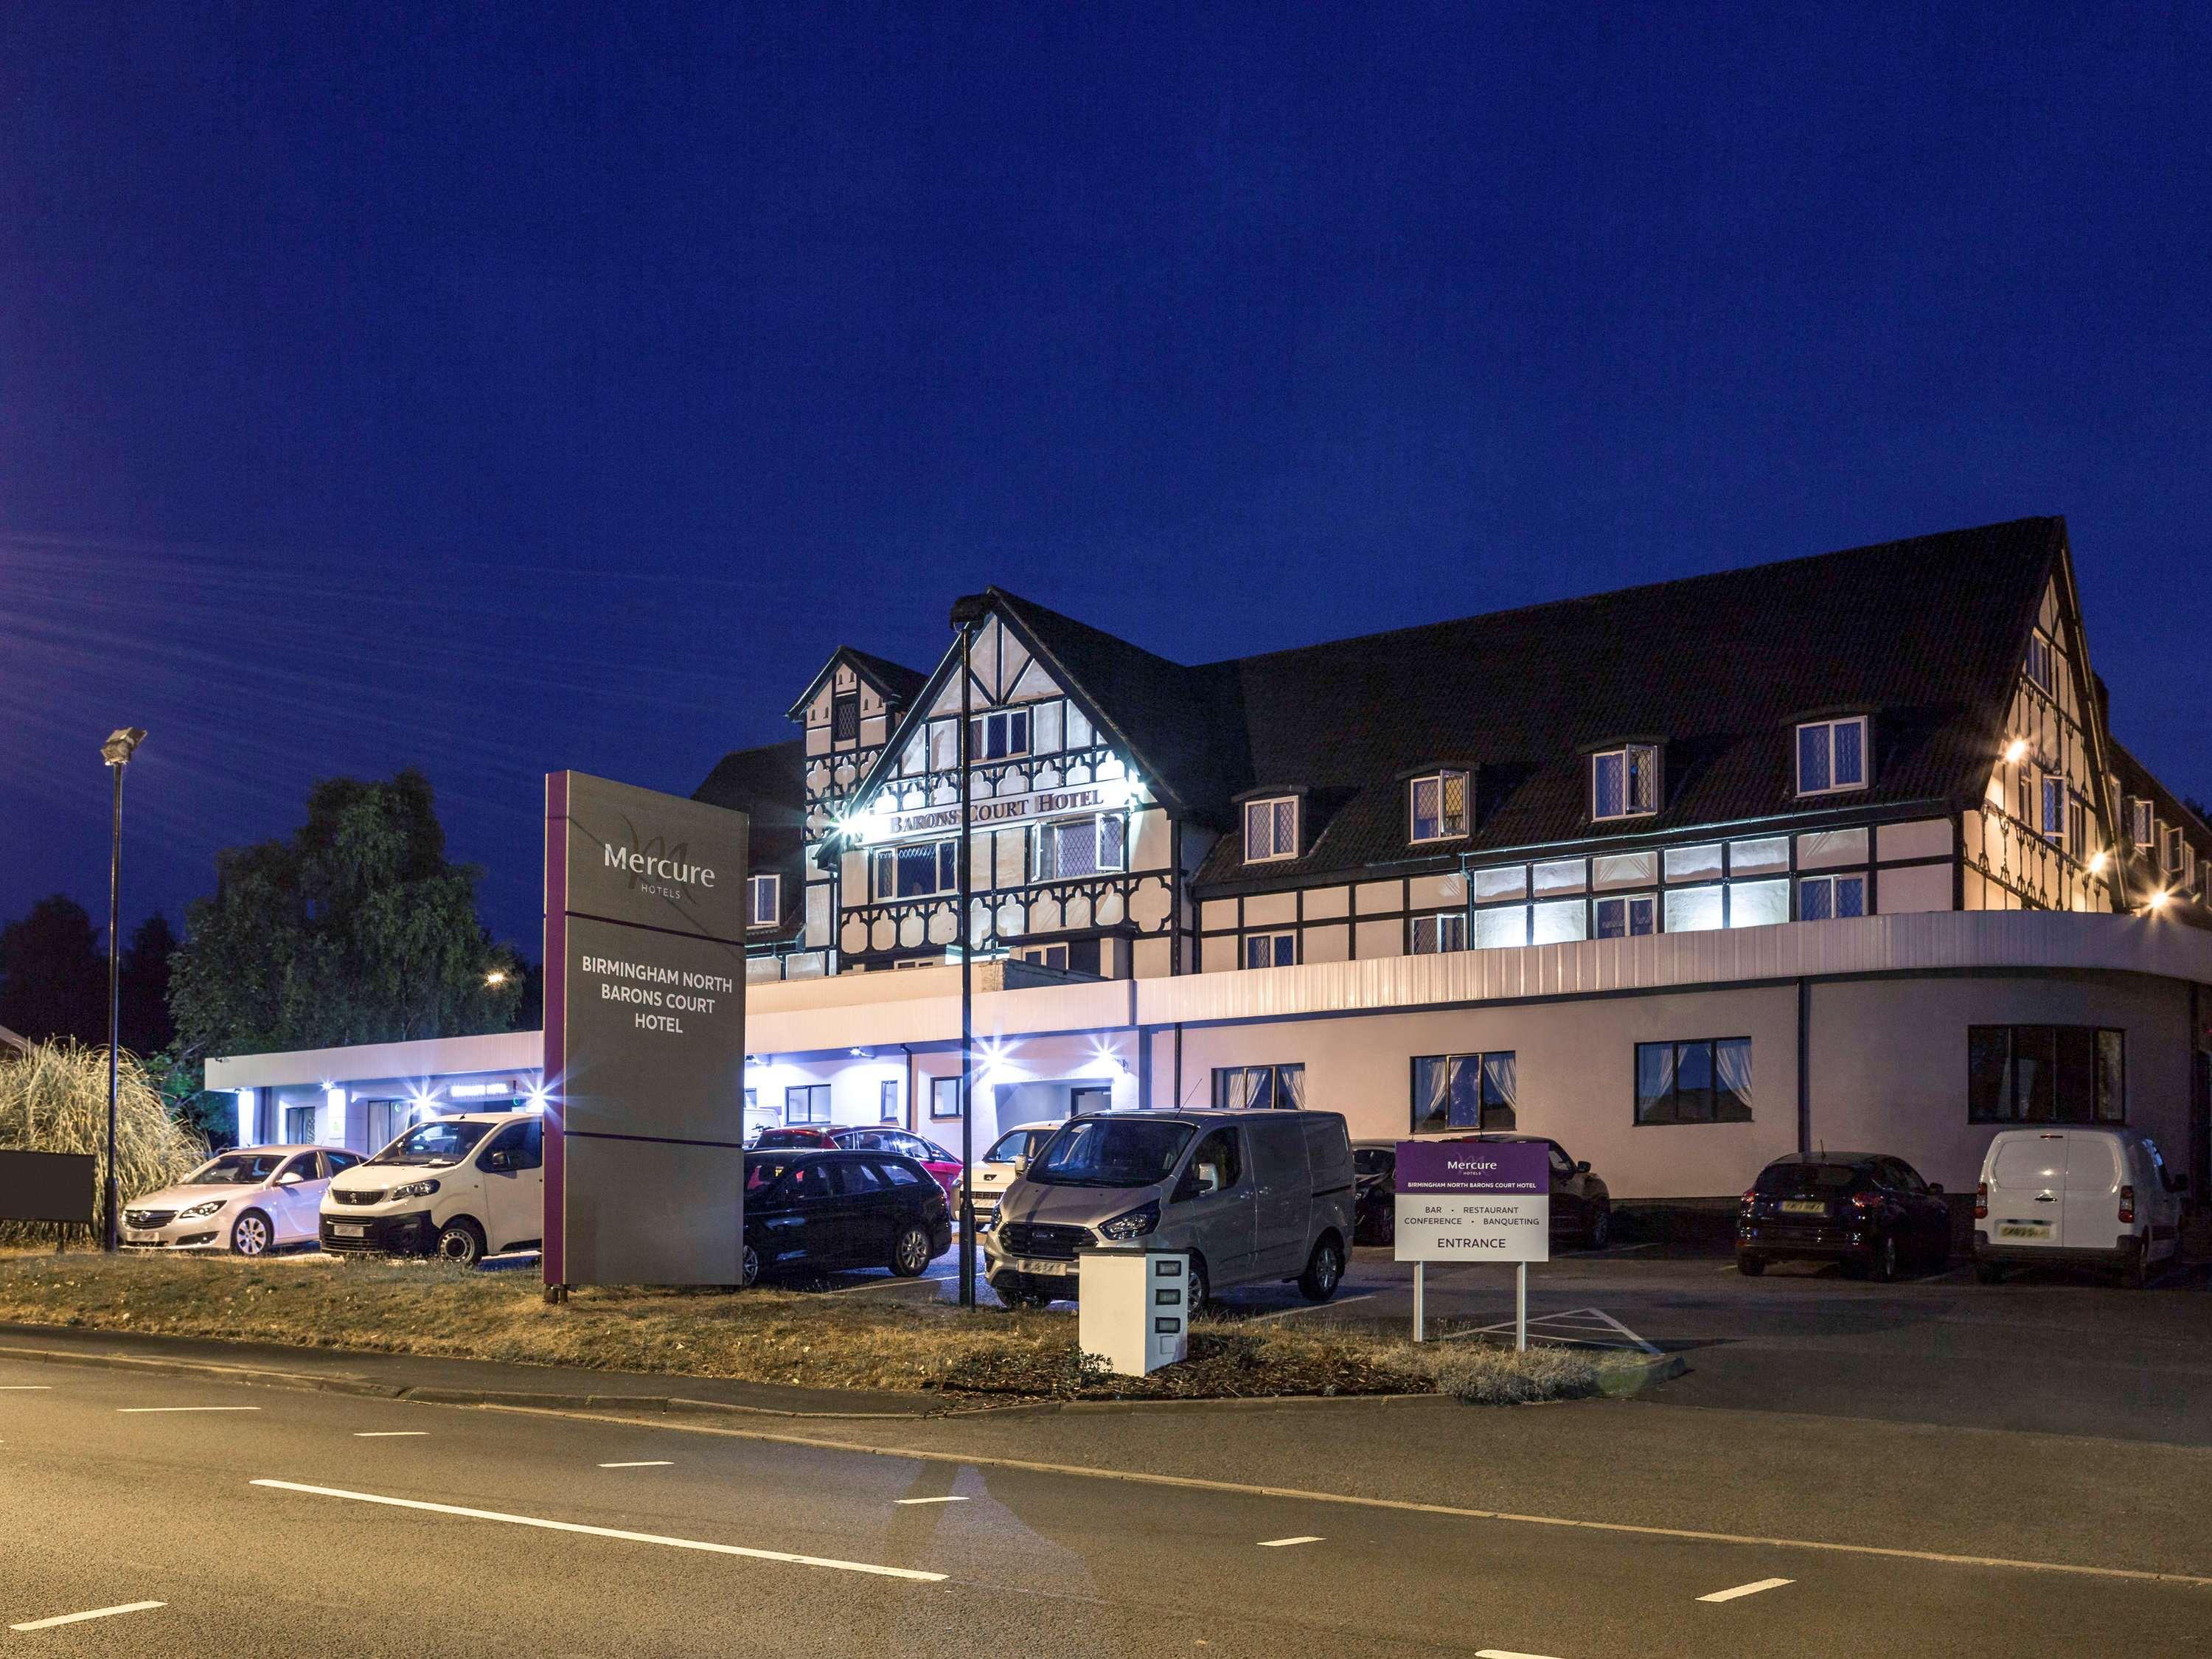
[983, 1107, 1356, 1310]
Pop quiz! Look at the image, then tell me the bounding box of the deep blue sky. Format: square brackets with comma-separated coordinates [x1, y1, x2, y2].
[3, 4, 2207, 951]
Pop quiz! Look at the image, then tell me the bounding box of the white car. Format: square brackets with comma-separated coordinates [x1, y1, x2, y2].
[1974, 1127, 2189, 1286]
[122, 1146, 356, 1256]
[967, 1122, 1062, 1227]
[321, 1112, 544, 1267]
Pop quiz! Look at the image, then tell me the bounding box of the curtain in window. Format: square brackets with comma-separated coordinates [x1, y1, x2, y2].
[1714, 1039, 1753, 1119]
[1675, 1040, 1716, 1121]
[1413, 1056, 1450, 1131]
[1445, 1056, 1484, 1129]
[1280, 1065, 1307, 1109]
[1480, 1052, 1517, 1130]
[2095, 1032, 2125, 1122]
[1635, 1043, 1675, 1124]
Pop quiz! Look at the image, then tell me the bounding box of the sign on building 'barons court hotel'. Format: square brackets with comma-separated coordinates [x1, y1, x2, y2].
[543, 772, 748, 1288]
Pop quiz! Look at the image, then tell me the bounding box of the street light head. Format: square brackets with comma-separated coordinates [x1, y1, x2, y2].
[101, 727, 147, 768]
[484, 969, 509, 987]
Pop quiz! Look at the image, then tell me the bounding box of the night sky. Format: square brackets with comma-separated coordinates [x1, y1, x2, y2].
[4, 4, 2207, 952]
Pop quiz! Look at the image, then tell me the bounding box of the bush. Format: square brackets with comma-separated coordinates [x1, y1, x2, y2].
[1422, 1342, 1603, 1405]
[0, 1040, 208, 1242]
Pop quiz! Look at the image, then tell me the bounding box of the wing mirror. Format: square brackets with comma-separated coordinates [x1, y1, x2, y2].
[1927, 1182, 1945, 1195]
[1574, 1161, 1591, 1175]
[276, 1170, 303, 1186]
[484, 1150, 516, 1172]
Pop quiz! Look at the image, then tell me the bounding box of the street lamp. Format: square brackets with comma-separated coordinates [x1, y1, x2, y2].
[100, 726, 146, 1253]
[948, 594, 991, 1309]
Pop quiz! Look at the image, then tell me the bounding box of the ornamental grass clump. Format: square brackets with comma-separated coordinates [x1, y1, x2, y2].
[0, 1040, 208, 1242]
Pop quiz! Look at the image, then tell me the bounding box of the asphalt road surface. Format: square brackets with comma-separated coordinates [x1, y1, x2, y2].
[6, 1348, 2211, 1658]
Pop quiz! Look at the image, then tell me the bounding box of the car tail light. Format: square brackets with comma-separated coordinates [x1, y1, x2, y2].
[1850, 1191, 1882, 1211]
[2118, 1184, 2135, 1225]
[1739, 1188, 1757, 1212]
[1975, 1181, 1988, 1220]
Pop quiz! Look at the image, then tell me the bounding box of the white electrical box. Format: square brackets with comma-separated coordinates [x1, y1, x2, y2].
[1077, 1249, 1189, 1377]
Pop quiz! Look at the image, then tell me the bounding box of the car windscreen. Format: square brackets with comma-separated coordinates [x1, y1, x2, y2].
[1755, 1161, 1862, 1195]
[753, 1130, 824, 1149]
[1029, 1119, 1195, 1189]
[745, 1156, 798, 1195]
[185, 1152, 285, 1185]
[367, 1121, 495, 1166]
[1352, 1149, 1393, 1178]
[983, 1130, 1033, 1163]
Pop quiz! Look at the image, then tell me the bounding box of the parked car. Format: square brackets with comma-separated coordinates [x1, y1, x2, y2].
[984, 1107, 1355, 1312]
[740, 1148, 952, 1287]
[1736, 1152, 1950, 1280]
[1973, 1127, 2188, 1287]
[968, 1122, 1060, 1228]
[754, 1125, 966, 1205]
[1352, 1141, 1397, 1245]
[321, 1112, 543, 1266]
[1439, 1133, 1614, 1251]
[123, 1145, 357, 1256]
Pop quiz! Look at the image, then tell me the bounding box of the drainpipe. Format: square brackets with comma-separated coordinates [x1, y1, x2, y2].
[1796, 977, 1812, 1156]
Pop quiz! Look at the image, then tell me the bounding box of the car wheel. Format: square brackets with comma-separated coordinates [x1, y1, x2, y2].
[1586, 1206, 1612, 1251]
[739, 1242, 760, 1290]
[890, 1223, 932, 1278]
[1298, 1235, 1344, 1302]
[1974, 1262, 2004, 1286]
[231, 1210, 273, 1257]
[1871, 1234, 1901, 1284]
[434, 1218, 486, 1268]
[1183, 1252, 1210, 1316]
[1736, 1253, 1767, 1277]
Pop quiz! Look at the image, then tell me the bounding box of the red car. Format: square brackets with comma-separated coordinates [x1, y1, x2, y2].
[753, 1126, 964, 1205]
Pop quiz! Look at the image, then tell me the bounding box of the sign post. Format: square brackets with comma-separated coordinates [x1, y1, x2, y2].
[543, 772, 749, 1293]
[1393, 1141, 1549, 1348]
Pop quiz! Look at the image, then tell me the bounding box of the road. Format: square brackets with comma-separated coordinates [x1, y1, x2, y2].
[5, 1347, 2211, 1657]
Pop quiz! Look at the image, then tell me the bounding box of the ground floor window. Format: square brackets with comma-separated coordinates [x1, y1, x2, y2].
[1799, 874, 1866, 920]
[1411, 912, 1466, 953]
[1412, 1051, 1517, 1132]
[880, 1079, 900, 1122]
[361, 1099, 409, 1153]
[931, 1077, 964, 1119]
[785, 1084, 831, 1124]
[1244, 931, 1296, 969]
[1213, 1064, 1306, 1110]
[282, 1104, 319, 1143]
[1967, 1025, 2124, 1124]
[1635, 1038, 1753, 1124]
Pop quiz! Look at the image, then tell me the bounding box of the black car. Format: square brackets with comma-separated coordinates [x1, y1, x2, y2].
[1736, 1152, 1950, 1281]
[1352, 1144, 1397, 1245]
[1350, 1134, 1614, 1250]
[741, 1149, 953, 1287]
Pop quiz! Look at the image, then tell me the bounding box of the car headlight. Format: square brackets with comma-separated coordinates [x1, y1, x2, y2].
[1097, 1200, 1160, 1242]
[389, 1180, 439, 1201]
[177, 1200, 226, 1220]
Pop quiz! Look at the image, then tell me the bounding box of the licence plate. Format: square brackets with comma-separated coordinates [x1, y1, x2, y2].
[1998, 1222, 2052, 1239]
[330, 1223, 368, 1239]
[1778, 1200, 1827, 1216]
[1015, 1257, 1071, 1276]
[125, 1231, 158, 1245]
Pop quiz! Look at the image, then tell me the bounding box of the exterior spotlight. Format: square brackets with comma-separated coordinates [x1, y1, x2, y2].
[2088, 850, 2110, 874]
[2147, 889, 2171, 912]
[2003, 738, 2028, 765]
[484, 969, 509, 987]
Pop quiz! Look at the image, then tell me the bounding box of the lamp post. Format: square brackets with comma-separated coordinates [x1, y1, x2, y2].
[100, 727, 147, 1253]
[948, 595, 991, 1308]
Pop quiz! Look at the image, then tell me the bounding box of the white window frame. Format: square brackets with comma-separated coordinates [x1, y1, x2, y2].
[747, 872, 782, 928]
[1408, 770, 1471, 844]
[785, 1084, 831, 1125]
[1797, 872, 1867, 922]
[1590, 744, 1660, 821]
[2040, 775, 2067, 844]
[2166, 826, 2185, 874]
[1795, 717, 1869, 797]
[1243, 931, 1297, 970]
[2024, 631, 2056, 695]
[967, 709, 1032, 762]
[1242, 796, 1301, 863]
[2126, 797, 2153, 846]
[1593, 892, 1657, 939]
[872, 839, 960, 900]
[1410, 912, 1467, 954]
[1032, 813, 1127, 882]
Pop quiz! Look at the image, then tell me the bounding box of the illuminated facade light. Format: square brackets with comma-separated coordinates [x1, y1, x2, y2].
[2003, 738, 2028, 765]
[2147, 889, 2171, 912]
[2088, 849, 2110, 874]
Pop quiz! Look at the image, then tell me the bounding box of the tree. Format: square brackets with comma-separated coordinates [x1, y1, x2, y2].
[169, 768, 524, 1060]
[0, 896, 105, 1046]
[118, 913, 177, 1056]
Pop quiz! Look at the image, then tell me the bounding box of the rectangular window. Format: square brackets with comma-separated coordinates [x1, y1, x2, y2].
[1591, 744, 1660, 820]
[1966, 1026, 2126, 1124]
[874, 840, 959, 899]
[785, 1084, 831, 1125]
[2166, 827, 2185, 874]
[1015, 943, 1069, 970]
[1798, 873, 1866, 921]
[1530, 898, 1589, 944]
[1412, 1051, 1517, 1133]
[1408, 771, 1470, 843]
[1410, 912, 1467, 954]
[1243, 931, 1297, 970]
[2126, 797, 2153, 846]
[967, 709, 1031, 762]
[1594, 894, 1657, 938]
[283, 1104, 319, 1143]
[831, 692, 860, 743]
[1635, 1038, 1753, 1125]
[1664, 886, 1724, 934]
[2024, 633, 2055, 695]
[2067, 792, 2088, 861]
[748, 873, 782, 927]
[1726, 879, 1790, 929]
[2041, 776, 2067, 842]
[878, 1079, 900, 1123]
[1212, 1064, 1307, 1110]
[929, 1077, 964, 1119]
[1243, 796, 1300, 863]
[1796, 717, 1868, 796]
[1472, 906, 1527, 950]
[1034, 814, 1127, 880]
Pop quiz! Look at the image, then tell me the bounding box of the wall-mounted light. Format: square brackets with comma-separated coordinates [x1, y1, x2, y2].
[2146, 889, 2171, 913]
[2088, 849, 2110, 874]
[2003, 738, 2029, 765]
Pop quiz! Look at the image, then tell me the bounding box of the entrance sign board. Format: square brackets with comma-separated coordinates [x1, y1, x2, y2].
[544, 772, 748, 1287]
[0, 1150, 96, 1225]
[1393, 1141, 1550, 1262]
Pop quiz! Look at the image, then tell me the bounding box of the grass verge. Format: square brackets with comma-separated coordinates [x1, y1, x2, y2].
[0, 1249, 1638, 1405]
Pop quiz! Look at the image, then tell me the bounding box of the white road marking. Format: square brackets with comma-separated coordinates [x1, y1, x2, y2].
[116, 1406, 261, 1413]
[354, 1431, 429, 1438]
[893, 1495, 969, 1506]
[1698, 1576, 1794, 1603]
[598, 1461, 674, 1468]
[1252, 1294, 1377, 1322]
[1475, 1650, 1562, 1659]
[250, 1480, 945, 1582]
[1256, 1535, 1323, 1548]
[10, 1601, 167, 1632]
[0, 1385, 55, 1391]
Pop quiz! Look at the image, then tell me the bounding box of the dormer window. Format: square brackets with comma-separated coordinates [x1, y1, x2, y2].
[968, 709, 1030, 762]
[1408, 771, 1470, 844]
[1795, 717, 1868, 796]
[1590, 745, 1660, 821]
[1243, 796, 1300, 863]
[748, 873, 782, 927]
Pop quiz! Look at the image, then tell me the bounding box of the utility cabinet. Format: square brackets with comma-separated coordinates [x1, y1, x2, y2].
[1077, 1249, 1189, 1376]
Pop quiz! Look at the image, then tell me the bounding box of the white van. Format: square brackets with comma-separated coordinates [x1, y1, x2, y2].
[320, 1112, 543, 1267]
[1973, 1127, 2188, 1287]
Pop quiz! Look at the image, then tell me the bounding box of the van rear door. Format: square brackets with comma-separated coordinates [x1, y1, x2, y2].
[1246, 1119, 1310, 1275]
[2061, 1133, 2124, 1255]
[1988, 1133, 2067, 1249]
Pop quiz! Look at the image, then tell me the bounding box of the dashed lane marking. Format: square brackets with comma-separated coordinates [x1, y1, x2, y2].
[10, 1602, 167, 1632]
[1474, 1649, 1562, 1658]
[1256, 1537, 1324, 1548]
[598, 1461, 675, 1468]
[116, 1406, 260, 1413]
[894, 1496, 969, 1506]
[1698, 1577, 1794, 1603]
[354, 1431, 428, 1438]
[249, 1480, 945, 1582]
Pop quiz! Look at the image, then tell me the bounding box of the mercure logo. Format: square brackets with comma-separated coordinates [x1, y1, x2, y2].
[603, 818, 717, 897]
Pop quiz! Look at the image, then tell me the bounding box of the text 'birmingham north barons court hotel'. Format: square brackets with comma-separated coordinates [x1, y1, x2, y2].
[211, 518, 2212, 1206]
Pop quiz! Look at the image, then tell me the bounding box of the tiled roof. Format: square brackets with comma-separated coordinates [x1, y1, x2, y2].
[690, 739, 807, 936]
[782, 646, 929, 720]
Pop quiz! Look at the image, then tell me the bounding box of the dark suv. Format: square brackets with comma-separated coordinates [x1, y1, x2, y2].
[1736, 1152, 1950, 1281]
